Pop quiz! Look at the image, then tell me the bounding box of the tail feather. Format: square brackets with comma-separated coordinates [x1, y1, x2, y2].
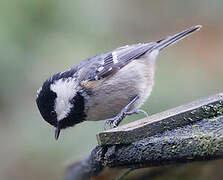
[151, 25, 202, 51]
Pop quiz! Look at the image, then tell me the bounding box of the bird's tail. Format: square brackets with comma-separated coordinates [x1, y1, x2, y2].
[151, 25, 202, 51]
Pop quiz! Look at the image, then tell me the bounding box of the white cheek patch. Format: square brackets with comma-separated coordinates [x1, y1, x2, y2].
[50, 78, 78, 121]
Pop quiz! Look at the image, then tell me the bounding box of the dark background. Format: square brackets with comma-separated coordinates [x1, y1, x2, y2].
[0, 0, 223, 179]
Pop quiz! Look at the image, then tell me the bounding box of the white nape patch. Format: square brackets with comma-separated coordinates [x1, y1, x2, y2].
[50, 78, 78, 121]
[36, 87, 42, 98]
[112, 51, 118, 64]
[149, 49, 160, 62]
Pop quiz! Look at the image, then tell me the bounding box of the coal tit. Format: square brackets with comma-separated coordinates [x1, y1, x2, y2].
[36, 25, 201, 140]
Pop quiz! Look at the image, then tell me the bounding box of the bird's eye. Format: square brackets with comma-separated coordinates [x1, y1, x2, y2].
[50, 111, 57, 117]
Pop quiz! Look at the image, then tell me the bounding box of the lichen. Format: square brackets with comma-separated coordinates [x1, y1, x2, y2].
[202, 105, 211, 112]
[192, 135, 222, 157]
[191, 110, 197, 115]
[213, 103, 223, 115]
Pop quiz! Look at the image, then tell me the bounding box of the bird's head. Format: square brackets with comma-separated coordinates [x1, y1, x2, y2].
[36, 74, 86, 140]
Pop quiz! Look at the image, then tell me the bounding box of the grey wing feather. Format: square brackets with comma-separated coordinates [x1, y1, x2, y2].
[74, 25, 202, 83]
[93, 43, 156, 80]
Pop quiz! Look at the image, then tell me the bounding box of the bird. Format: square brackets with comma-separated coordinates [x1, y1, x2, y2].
[36, 25, 202, 140]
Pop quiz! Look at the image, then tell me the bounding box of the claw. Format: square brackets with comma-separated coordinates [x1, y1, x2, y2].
[104, 120, 109, 130]
[104, 117, 115, 130]
[103, 95, 148, 130]
[136, 109, 149, 119]
[109, 120, 113, 128]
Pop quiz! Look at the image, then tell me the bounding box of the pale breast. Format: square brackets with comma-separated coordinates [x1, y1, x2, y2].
[85, 57, 155, 121]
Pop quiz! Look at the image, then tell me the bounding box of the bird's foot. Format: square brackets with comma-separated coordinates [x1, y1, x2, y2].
[104, 108, 149, 130]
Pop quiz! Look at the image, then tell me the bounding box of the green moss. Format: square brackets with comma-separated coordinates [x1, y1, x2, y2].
[202, 106, 211, 112]
[199, 133, 205, 137]
[213, 104, 223, 115]
[191, 133, 223, 157]
[198, 103, 223, 119]
[209, 117, 220, 121]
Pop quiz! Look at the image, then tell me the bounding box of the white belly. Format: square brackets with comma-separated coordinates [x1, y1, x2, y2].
[85, 56, 156, 121]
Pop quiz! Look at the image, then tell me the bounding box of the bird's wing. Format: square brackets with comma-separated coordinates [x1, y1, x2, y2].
[54, 25, 202, 87]
[81, 43, 156, 83]
[94, 43, 156, 80]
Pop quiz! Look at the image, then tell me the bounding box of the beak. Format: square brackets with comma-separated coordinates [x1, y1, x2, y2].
[55, 125, 61, 140]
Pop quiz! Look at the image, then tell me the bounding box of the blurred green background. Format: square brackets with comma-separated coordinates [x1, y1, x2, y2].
[0, 0, 223, 179]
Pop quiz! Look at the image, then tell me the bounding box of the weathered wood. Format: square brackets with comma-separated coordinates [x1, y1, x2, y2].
[65, 115, 223, 180]
[65, 93, 223, 180]
[97, 93, 223, 145]
[102, 115, 223, 168]
[65, 147, 104, 180]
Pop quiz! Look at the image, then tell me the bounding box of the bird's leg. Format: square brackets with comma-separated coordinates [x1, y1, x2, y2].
[104, 95, 149, 130]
